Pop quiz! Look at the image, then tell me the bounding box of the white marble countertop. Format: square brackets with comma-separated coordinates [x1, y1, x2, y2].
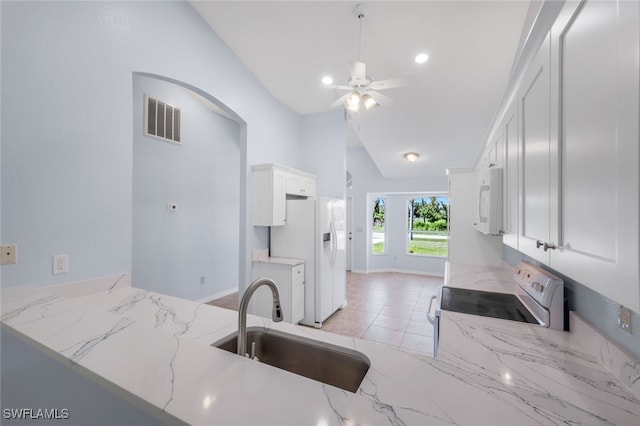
[2, 271, 639, 425]
[253, 256, 305, 266]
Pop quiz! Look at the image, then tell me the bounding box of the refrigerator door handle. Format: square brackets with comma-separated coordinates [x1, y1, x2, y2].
[329, 220, 337, 267]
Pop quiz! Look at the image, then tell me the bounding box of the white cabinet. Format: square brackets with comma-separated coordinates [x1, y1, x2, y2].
[511, 0, 640, 312]
[252, 164, 286, 226]
[517, 32, 553, 264]
[249, 259, 305, 324]
[502, 103, 519, 249]
[285, 173, 316, 197]
[546, 0, 640, 312]
[252, 164, 317, 226]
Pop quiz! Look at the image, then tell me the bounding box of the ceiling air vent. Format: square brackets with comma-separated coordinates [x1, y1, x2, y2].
[145, 95, 181, 144]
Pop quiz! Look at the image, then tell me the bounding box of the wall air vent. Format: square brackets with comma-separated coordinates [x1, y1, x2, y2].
[144, 95, 181, 144]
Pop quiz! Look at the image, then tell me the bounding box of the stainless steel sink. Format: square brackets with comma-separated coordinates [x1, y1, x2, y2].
[211, 327, 370, 392]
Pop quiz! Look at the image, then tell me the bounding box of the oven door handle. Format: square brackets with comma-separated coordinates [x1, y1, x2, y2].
[426, 287, 442, 325]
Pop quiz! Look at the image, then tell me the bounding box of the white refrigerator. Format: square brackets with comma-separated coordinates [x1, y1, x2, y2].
[270, 197, 346, 327]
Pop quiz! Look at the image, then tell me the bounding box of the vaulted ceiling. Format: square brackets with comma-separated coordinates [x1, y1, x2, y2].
[191, 1, 531, 179]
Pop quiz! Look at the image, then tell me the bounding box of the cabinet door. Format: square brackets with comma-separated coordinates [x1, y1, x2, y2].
[550, 0, 640, 311]
[518, 33, 552, 263]
[291, 279, 304, 324]
[272, 169, 287, 226]
[502, 104, 519, 249]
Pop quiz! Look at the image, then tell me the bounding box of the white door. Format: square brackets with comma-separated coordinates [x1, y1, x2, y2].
[346, 197, 353, 271]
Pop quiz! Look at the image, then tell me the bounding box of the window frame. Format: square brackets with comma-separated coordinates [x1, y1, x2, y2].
[371, 196, 387, 255]
[405, 195, 449, 258]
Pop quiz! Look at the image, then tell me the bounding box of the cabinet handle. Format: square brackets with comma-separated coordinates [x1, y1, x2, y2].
[536, 240, 544, 249]
[543, 242, 556, 252]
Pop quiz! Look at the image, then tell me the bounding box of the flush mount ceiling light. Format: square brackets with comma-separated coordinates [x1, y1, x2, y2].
[404, 152, 419, 163]
[321, 75, 334, 85]
[414, 53, 429, 64]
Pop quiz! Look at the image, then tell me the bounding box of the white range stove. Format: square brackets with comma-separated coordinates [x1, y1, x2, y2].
[428, 262, 565, 357]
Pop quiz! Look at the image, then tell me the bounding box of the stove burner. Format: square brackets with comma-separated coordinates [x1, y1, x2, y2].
[440, 287, 538, 324]
[453, 301, 491, 315]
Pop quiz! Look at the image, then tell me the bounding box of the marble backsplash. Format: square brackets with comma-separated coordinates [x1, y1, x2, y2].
[570, 312, 640, 399]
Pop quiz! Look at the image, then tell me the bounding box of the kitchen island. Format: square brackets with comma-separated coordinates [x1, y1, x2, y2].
[1, 271, 639, 425]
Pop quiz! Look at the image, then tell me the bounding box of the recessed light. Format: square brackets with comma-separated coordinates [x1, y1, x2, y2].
[414, 53, 429, 64]
[321, 75, 333, 85]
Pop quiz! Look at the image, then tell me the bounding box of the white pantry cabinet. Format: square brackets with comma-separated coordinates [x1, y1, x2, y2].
[546, 0, 640, 312]
[249, 259, 305, 324]
[252, 164, 317, 226]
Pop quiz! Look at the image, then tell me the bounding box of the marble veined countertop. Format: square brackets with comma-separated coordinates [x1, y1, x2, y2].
[1, 270, 639, 425]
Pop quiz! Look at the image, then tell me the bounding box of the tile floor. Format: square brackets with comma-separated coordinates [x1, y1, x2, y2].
[207, 271, 442, 356]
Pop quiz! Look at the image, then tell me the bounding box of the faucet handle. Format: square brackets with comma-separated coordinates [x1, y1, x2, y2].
[272, 302, 283, 322]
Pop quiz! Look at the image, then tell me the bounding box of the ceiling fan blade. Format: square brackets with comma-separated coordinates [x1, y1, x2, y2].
[368, 77, 413, 91]
[367, 90, 394, 106]
[330, 92, 352, 108]
[326, 84, 353, 91]
[349, 61, 367, 83]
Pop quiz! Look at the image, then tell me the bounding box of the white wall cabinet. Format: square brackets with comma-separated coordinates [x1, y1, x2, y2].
[252, 163, 317, 226]
[508, 0, 640, 312]
[545, 0, 640, 312]
[517, 32, 553, 264]
[249, 259, 305, 324]
[285, 173, 316, 197]
[502, 102, 519, 249]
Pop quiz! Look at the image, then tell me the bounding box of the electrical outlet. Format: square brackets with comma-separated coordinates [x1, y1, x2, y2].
[617, 305, 632, 334]
[0, 244, 17, 265]
[53, 255, 69, 274]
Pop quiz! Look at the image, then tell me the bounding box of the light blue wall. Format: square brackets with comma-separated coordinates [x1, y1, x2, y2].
[299, 110, 347, 199]
[0, 1, 301, 291]
[132, 75, 240, 301]
[346, 147, 448, 275]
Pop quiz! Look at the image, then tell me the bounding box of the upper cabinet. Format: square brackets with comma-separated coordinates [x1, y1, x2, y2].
[502, 102, 519, 249]
[547, 0, 640, 311]
[518, 33, 553, 263]
[506, 0, 639, 311]
[252, 163, 317, 226]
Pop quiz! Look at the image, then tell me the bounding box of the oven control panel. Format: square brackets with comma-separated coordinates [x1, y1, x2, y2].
[514, 262, 563, 309]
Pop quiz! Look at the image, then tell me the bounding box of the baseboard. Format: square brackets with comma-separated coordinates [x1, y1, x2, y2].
[197, 287, 237, 304]
[363, 268, 445, 278]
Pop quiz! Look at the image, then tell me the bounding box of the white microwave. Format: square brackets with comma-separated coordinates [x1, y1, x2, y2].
[477, 167, 503, 235]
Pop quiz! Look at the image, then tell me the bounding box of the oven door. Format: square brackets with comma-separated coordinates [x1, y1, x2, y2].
[426, 286, 442, 357]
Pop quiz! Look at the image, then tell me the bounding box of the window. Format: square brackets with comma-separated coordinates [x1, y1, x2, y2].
[407, 196, 449, 257]
[371, 197, 386, 254]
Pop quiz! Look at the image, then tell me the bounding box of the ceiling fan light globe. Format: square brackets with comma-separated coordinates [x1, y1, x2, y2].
[362, 94, 377, 110]
[346, 92, 361, 112]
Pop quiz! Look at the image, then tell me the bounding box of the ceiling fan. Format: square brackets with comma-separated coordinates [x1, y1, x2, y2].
[327, 4, 410, 112]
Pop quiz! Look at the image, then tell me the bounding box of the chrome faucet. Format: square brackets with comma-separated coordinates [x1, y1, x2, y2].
[237, 277, 283, 357]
